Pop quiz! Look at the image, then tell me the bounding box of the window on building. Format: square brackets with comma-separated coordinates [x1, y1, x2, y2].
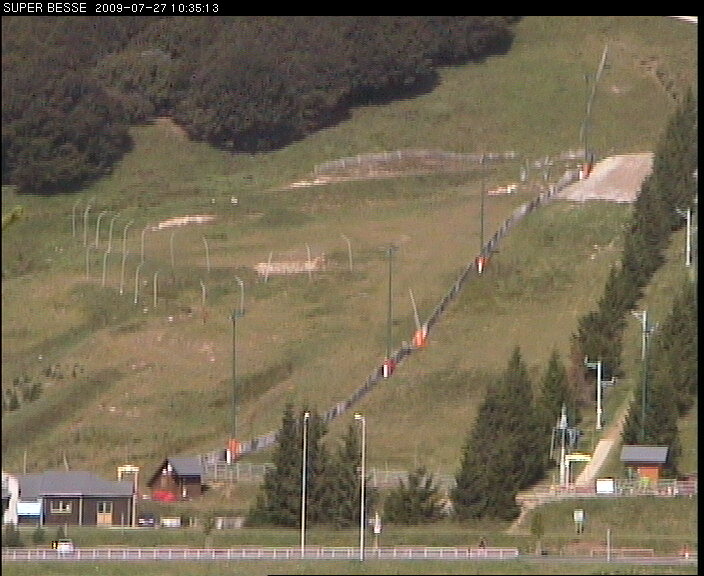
[50, 500, 71, 513]
[97, 501, 113, 514]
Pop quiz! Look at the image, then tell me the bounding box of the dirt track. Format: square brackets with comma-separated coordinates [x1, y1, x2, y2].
[555, 153, 654, 203]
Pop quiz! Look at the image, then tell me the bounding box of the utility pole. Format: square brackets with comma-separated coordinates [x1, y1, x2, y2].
[580, 44, 608, 166]
[632, 311, 656, 443]
[676, 207, 692, 267]
[479, 154, 486, 254]
[584, 358, 603, 430]
[558, 404, 568, 486]
[386, 245, 397, 362]
[229, 277, 245, 464]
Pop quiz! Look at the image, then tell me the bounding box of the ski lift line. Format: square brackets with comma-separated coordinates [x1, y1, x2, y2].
[205, 170, 581, 461]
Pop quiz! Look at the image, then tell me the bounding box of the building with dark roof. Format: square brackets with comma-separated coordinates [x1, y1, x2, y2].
[147, 456, 205, 501]
[14, 470, 135, 526]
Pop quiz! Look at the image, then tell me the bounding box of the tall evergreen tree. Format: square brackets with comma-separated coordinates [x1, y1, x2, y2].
[621, 354, 682, 478]
[499, 347, 545, 489]
[537, 349, 579, 467]
[246, 404, 327, 527]
[538, 349, 576, 433]
[315, 422, 378, 527]
[649, 279, 697, 415]
[451, 379, 512, 520]
[621, 279, 696, 477]
[451, 347, 543, 520]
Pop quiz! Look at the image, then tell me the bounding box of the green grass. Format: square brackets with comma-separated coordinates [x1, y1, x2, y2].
[1, 15, 697, 520]
[1, 560, 699, 576]
[2, 496, 698, 574]
[5, 496, 696, 551]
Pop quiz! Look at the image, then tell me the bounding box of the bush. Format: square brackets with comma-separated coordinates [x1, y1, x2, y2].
[32, 526, 46, 544]
[3, 524, 23, 547]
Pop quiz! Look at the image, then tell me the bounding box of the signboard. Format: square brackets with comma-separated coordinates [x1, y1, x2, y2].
[565, 453, 591, 463]
[573, 509, 585, 534]
[17, 501, 41, 517]
[160, 516, 181, 528]
[372, 512, 382, 535]
[596, 478, 615, 494]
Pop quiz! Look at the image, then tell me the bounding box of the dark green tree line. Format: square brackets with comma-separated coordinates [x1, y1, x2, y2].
[621, 278, 697, 476]
[3, 16, 519, 193]
[573, 90, 697, 388]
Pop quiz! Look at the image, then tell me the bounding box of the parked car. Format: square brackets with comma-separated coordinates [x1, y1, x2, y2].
[137, 513, 156, 527]
[53, 539, 74, 554]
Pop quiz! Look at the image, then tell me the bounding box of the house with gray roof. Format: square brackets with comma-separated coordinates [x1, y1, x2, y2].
[620, 445, 670, 482]
[147, 456, 205, 501]
[15, 470, 135, 527]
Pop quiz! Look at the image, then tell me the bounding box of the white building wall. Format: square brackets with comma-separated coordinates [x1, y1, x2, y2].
[2, 472, 19, 525]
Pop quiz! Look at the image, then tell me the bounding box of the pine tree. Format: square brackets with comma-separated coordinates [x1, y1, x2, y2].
[649, 279, 697, 415]
[383, 466, 444, 524]
[246, 403, 300, 526]
[314, 422, 377, 527]
[622, 355, 682, 477]
[499, 347, 545, 489]
[246, 405, 330, 527]
[538, 349, 576, 436]
[451, 347, 541, 520]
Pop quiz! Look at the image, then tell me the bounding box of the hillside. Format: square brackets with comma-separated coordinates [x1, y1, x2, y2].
[1, 16, 518, 193]
[1, 16, 697, 501]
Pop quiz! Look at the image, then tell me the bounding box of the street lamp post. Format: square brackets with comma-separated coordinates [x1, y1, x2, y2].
[95, 210, 108, 248]
[134, 262, 144, 305]
[386, 245, 397, 361]
[107, 214, 120, 254]
[480, 154, 486, 254]
[676, 207, 692, 267]
[341, 234, 353, 272]
[101, 249, 110, 287]
[153, 271, 159, 308]
[300, 411, 310, 558]
[202, 236, 211, 273]
[170, 231, 177, 275]
[632, 310, 656, 443]
[72, 199, 81, 238]
[83, 201, 93, 246]
[229, 277, 245, 464]
[354, 413, 366, 562]
[119, 220, 134, 295]
[141, 226, 149, 264]
[235, 276, 245, 317]
[85, 245, 92, 279]
[584, 358, 603, 430]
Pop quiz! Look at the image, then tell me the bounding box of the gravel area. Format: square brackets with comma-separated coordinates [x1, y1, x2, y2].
[555, 153, 654, 203]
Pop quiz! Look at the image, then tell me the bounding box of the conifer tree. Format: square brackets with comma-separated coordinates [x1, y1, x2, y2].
[621, 279, 696, 476]
[538, 349, 579, 467]
[500, 347, 545, 489]
[621, 354, 682, 477]
[649, 279, 697, 415]
[538, 349, 576, 431]
[314, 422, 377, 527]
[247, 404, 327, 527]
[383, 466, 444, 524]
[451, 347, 542, 520]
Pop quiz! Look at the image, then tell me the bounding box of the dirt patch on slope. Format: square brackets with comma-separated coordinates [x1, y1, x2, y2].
[555, 153, 654, 203]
